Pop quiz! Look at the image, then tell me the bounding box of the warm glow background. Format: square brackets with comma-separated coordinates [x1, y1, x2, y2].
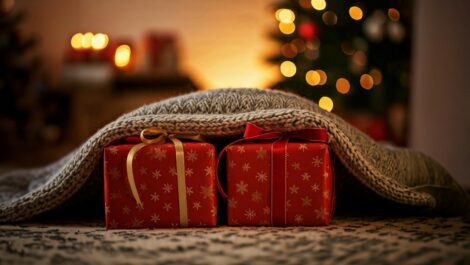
[16, 0, 278, 89]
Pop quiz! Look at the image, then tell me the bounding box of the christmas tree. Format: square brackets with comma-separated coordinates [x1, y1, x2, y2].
[268, 0, 412, 115]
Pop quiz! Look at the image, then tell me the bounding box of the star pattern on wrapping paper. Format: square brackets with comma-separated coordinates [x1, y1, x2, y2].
[298, 144, 308, 151]
[163, 202, 172, 212]
[135, 203, 144, 211]
[108, 168, 121, 180]
[237, 146, 246, 153]
[105, 205, 110, 214]
[204, 166, 213, 177]
[200, 185, 214, 199]
[140, 183, 148, 191]
[108, 146, 119, 155]
[251, 191, 262, 203]
[263, 207, 270, 215]
[185, 168, 194, 177]
[301, 172, 311, 181]
[301, 196, 312, 207]
[312, 156, 323, 167]
[210, 206, 216, 217]
[152, 148, 167, 161]
[139, 167, 148, 175]
[244, 208, 256, 220]
[323, 190, 330, 199]
[163, 183, 173, 193]
[186, 186, 194, 196]
[242, 163, 251, 172]
[315, 207, 329, 219]
[110, 191, 121, 200]
[294, 214, 304, 224]
[236, 181, 248, 194]
[228, 160, 236, 168]
[152, 170, 161, 180]
[131, 217, 143, 228]
[187, 150, 198, 162]
[109, 219, 119, 228]
[323, 171, 329, 178]
[169, 167, 177, 176]
[193, 201, 202, 211]
[286, 200, 292, 209]
[122, 206, 131, 215]
[311, 183, 320, 192]
[256, 148, 267, 159]
[255, 171, 268, 182]
[228, 199, 238, 208]
[289, 184, 299, 194]
[150, 192, 160, 202]
[292, 162, 301, 170]
[151, 214, 160, 223]
[206, 149, 214, 158]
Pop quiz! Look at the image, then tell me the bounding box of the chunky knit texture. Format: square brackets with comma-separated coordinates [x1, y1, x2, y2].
[0, 88, 469, 222]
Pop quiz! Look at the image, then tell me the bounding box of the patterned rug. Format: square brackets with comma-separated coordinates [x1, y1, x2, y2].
[1, 216, 469, 265]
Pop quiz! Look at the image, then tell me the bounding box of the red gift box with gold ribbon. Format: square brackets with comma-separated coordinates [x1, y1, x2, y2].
[221, 123, 334, 226]
[103, 128, 217, 229]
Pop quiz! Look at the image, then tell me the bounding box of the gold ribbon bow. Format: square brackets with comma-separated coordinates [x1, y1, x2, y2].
[126, 128, 204, 227]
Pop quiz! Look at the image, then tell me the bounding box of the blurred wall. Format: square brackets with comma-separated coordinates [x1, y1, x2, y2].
[16, 0, 277, 89]
[411, 0, 470, 187]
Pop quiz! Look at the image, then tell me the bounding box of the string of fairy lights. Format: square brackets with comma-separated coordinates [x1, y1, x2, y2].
[274, 0, 401, 112]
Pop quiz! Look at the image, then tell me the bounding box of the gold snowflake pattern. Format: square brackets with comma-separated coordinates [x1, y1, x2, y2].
[256, 148, 267, 159]
[228, 199, 238, 208]
[186, 150, 198, 162]
[122, 206, 131, 215]
[139, 167, 148, 175]
[139, 183, 147, 191]
[242, 163, 251, 172]
[263, 207, 270, 215]
[298, 144, 308, 151]
[292, 162, 301, 170]
[186, 186, 194, 196]
[105, 205, 110, 214]
[294, 214, 304, 224]
[151, 214, 160, 223]
[315, 207, 329, 219]
[255, 171, 268, 182]
[200, 185, 214, 199]
[152, 148, 167, 160]
[150, 192, 160, 202]
[244, 208, 256, 220]
[323, 190, 330, 199]
[204, 166, 213, 177]
[131, 218, 143, 228]
[228, 160, 236, 168]
[311, 183, 320, 192]
[193, 201, 202, 211]
[289, 184, 299, 194]
[236, 181, 248, 194]
[301, 172, 311, 181]
[108, 219, 119, 228]
[163, 202, 172, 212]
[108, 146, 119, 155]
[169, 167, 177, 176]
[312, 156, 323, 167]
[163, 183, 173, 193]
[185, 168, 194, 177]
[108, 168, 121, 180]
[323, 171, 329, 178]
[206, 149, 214, 158]
[210, 206, 216, 217]
[152, 170, 161, 180]
[301, 196, 312, 207]
[237, 146, 245, 153]
[251, 191, 262, 203]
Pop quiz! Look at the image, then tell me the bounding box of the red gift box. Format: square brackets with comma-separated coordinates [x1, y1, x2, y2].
[224, 124, 334, 226]
[104, 139, 217, 229]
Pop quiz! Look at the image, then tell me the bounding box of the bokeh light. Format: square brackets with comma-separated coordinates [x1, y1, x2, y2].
[317, 70, 327, 85]
[319, 96, 334, 112]
[91, 33, 109, 50]
[114, 44, 131, 68]
[322, 11, 338, 26]
[360, 74, 374, 89]
[278, 9, 295, 23]
[311, 0, 326, 11]
[279, 22, 296, 35]
[81, 32, 94, 49]
[349, 6, 363, 21]
[305, 70, 321, 86]
[70, 33, 83, 49]
[369, 68, 383, 85]
[388, 8, 400, 22]
[281, 43, 298, 58]
[280, 61, 297, 77]
[336, 78, 351, 94]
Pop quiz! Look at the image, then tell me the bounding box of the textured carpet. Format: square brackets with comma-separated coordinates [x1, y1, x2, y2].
[1, 216, 469, 265]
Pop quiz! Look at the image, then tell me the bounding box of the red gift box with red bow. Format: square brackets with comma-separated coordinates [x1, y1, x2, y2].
[103, 135, 218, 229]
[223, 123, 334, 226]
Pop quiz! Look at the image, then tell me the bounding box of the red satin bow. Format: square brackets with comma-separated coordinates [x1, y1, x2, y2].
[216, 122, 329, 226]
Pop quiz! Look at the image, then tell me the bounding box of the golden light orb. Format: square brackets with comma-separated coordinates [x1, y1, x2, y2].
[114, 44, 131, 68]
[349, 6, 363, 21]
[306, 70, 321, 86]
[360, 74, 374, 90]
[311, 0, 326, 11]
[91, 33, 109, 50]
[336, 78, 351, 94]
[280, 61, 297, 77]
[70, 33, 83, 49]
[279, 22, 296, 35]
[319, 96, 334, 112]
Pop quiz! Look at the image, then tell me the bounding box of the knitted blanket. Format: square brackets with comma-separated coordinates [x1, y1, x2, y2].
[0, 88, 469, 222]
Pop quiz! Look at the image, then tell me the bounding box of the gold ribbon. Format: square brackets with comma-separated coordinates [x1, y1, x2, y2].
[126, 128, 203, 227]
